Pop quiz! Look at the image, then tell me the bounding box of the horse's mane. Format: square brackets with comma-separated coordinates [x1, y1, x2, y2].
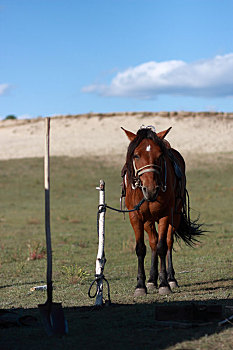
[126, 128, 168, 184]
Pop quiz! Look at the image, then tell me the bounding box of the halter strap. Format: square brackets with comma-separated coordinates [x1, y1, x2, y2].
[133, 159, 161, 177]
[132, 158, 167, 193]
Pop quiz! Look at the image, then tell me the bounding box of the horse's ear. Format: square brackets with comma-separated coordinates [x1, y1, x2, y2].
[121, 127, 136, 141]
[157, 127, 172, 140]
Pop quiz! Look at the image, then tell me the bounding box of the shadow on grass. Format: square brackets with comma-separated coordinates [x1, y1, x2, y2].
[182, 277, 233, 288]
[0, 298, 232, 350]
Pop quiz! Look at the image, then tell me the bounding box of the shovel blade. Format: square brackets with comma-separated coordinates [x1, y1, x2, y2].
[38, 302, 68, 336]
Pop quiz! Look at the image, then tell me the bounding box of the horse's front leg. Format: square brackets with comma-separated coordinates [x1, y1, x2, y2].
[144, 221, 158, 292]
[129, 212, 147, 296]
[167, 247, 179, 290]
[157, 217, 172, 295]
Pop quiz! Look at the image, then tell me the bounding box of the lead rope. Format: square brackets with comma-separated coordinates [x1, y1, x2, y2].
[96, 197, 145, 237]
[95, 197, 145, 250]
[101, 198, 146, 214]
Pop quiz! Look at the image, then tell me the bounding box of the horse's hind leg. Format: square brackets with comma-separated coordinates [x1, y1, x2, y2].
[167, 213, 180, 289]
[144, 221, 158, 292]
[167, 229, 179, 289]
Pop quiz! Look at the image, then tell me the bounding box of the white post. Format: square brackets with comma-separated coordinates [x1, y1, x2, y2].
[95, 179, 106, 306]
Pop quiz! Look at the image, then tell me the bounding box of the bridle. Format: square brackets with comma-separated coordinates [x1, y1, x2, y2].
[133, 160, 161, 177]
[132, 157, 167, 195]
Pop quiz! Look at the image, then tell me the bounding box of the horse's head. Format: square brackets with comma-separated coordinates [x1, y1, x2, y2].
[122, 126, 172, 202]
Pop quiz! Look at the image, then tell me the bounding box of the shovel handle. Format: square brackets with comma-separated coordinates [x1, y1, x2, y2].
[45, 117, 52, 302]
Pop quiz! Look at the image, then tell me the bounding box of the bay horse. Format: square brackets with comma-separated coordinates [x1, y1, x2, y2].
[121, 126, 203, 296]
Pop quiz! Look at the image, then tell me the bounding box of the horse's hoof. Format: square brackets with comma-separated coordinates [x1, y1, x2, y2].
[168, 281, 179, 290]
[158, 286, 172, 295]
[146, 282, 157, 293]
[134, 288, 147, 297]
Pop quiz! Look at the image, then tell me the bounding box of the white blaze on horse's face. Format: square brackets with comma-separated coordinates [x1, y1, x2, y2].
[146, 145, 151, 152]
[124, 173, 127, 188]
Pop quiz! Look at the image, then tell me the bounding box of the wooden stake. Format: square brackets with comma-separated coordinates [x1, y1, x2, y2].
[95, 180, 106, 306]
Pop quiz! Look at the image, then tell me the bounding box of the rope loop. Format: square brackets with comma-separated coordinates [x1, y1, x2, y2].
[88, 274, 111, 304]
[98, 205, 106, 214]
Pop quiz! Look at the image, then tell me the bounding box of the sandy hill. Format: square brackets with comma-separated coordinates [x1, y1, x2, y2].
[0, 112, 232, 161]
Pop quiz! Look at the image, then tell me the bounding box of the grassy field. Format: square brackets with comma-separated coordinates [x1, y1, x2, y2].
[0, 154, 232, 349]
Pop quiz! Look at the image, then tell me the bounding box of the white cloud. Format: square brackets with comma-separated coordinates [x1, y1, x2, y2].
[0, 83, 10, 95]
[82, 54, 233, 99]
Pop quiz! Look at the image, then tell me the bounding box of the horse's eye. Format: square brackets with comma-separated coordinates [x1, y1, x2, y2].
[133, 154, 140, 160]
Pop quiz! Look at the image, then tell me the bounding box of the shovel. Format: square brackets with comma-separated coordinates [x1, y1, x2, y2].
[38, 117, 68, 336]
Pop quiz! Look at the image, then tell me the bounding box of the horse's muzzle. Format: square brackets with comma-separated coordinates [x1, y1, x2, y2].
[142, 186, 160, 202]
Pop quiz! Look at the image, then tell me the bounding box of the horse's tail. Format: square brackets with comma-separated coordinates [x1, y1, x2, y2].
[174, 189, 205, 246]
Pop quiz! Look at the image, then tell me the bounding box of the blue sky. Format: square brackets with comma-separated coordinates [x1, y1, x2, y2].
[1, 0, 233, 119]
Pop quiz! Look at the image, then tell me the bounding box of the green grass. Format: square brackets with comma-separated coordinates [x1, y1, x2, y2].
[0, 154, 232, 349]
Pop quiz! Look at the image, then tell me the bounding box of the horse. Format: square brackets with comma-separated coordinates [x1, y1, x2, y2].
[121, 126, 203, 296]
